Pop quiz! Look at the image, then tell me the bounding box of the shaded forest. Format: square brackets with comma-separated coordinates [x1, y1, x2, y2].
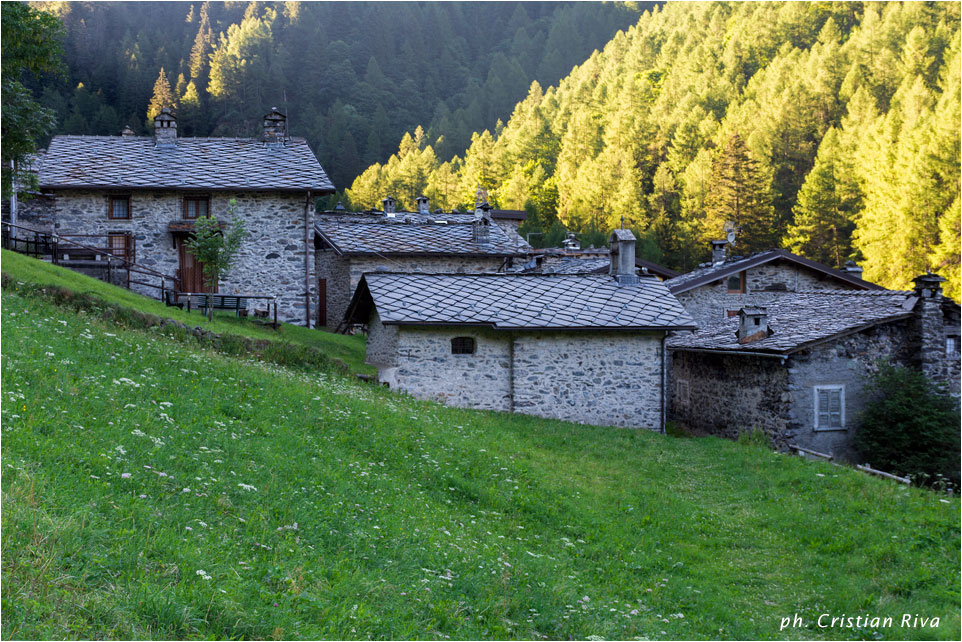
[347, 2, 960, 299]
[29, 1, 649, 188]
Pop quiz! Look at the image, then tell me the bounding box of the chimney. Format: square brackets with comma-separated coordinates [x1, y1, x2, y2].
[416, 195, 430, 214]
[153, 108, 177, 145]
[382, 195, 397, 214]
[563, 233, 580, 251]
[263, 108, 287, 144]
[609, 229, 638, 285]
[121, 125, 135, 137]
[912, 272, 947, 380]
[472, 202, 492, 243]
[843, 260, 863, 278]
[737, 307, 769, 344]
[711, 240, 728, 266]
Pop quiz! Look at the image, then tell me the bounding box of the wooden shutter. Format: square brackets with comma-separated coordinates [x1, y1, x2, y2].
[828, 390, 842, 428]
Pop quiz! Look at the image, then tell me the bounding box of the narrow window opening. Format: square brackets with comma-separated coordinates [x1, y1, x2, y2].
[451, 337, 476, 355]
[108, 196, 130, 220]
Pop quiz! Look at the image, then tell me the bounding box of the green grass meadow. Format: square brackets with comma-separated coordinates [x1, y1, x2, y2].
[1, 254, 960, 640]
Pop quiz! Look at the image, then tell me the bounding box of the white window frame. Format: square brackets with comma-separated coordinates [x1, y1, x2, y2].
[946, 335, 960, 357]
[676, 379, 690, 406]
[813, 385, 845, 431]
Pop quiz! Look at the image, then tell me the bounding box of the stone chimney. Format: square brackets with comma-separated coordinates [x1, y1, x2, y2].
[472, 202, 492, 243]
[121, 125, 135, 137]
[382, 195, 397, 214]
[153, 108, 177, 145]
[563, 233, 580, 251]
[263, 108, 287, 143]
[737, 307, 769, 344]
[912, 273, 947, 380]
[843, 260, 863, 278]
[711, 240, 728, 266]
[416, 195, 430, 214]
[609, 229, 638, 285]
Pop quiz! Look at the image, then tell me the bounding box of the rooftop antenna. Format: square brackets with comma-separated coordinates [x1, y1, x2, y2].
[620, 214, 625, 230]
[723, 221, 738, 247]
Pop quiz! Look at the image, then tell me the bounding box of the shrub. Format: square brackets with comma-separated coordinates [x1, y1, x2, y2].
[855, 364, 961, 486]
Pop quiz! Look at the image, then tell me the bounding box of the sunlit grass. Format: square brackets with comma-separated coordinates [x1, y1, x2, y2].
[2, 284, 958, 640]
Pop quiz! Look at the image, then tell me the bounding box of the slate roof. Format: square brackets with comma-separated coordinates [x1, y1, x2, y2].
[664, 249, 882, 294]
[490, 209, 528, 221]
[538, 257, 612, 274]
[315, 214, 528, 256]
[37, 135, 334, 192]
[347, 273, 696, 330]
[668, 290, 916, 354]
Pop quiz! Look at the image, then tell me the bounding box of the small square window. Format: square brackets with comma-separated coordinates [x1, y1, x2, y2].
[451, 337, 475, 355]
[814, 385, 845, 431]
[107, 233, 133, 261]
[727, 271, 745, 293]
[183, 196, 210, 220]
[108, 196, 130, 220]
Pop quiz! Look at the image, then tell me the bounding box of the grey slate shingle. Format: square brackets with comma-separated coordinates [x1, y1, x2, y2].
[38, 135, 334, 192]
[667, 290, 916, 354]
[352, 273, 696, 330]
[315, 214, 528, 256]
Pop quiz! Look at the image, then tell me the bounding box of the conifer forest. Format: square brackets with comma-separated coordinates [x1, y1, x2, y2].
[12, 1, 962, 298]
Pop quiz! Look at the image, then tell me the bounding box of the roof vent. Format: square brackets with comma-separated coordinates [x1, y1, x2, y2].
[416, 194, 430, 214]
[334, 201, 346, 211]
[843, 260, 863, 278]
[711, 240, 728, 266]
[263, 108, 287, 144]
[609, 229, 638, 285]
[121, 125, 135, 137]
[153, 107, 177, 146]
[737, 307, 769, 344]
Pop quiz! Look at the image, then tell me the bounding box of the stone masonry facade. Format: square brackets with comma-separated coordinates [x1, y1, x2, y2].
[670, 316, 956, 461]
[366, 317, 667, 429]
[46, 189, 316, 324]
[676, 262, 856, 327]
[317, 252, 506, 327]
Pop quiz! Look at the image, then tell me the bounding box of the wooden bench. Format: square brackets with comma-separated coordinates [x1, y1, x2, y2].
[167, 292, 250, 317]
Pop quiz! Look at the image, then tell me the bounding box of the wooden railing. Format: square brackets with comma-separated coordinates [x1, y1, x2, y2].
[2, 221, 179, 299]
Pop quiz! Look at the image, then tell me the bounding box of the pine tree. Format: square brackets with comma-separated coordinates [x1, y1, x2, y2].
[702, 133, 777, 253]
[784, 128, 861, 267]
[188, 2, 213, 85]
[147, 68, 176, 122]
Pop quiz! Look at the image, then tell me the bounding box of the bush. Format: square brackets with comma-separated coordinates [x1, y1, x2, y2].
[855, 364, 961, 487]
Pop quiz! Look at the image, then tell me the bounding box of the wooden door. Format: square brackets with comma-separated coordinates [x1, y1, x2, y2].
[317, 278, 327, 327]
[176, 236, 214, 293]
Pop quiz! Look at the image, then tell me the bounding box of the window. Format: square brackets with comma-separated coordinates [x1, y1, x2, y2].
[727, 310, 739, 318]
[108, 196, 130, 220]
[676, 379, 690, 405]
[814, 385, 845, 431]
[727, 271, 746, 293]
[947, 336, 960, 357]
[108, 233, 126, 257]
[183, 196, 210, 219]
[451, 337, 476, 355]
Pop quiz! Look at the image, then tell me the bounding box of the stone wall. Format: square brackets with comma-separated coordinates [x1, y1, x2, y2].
[512, 331, 664, 429]
[676, 262, 858, 327]
[785, 321, 914, 461]
[670, 351, 791, 446]
[4, 193, 56, 233]
[377, 323, 668, 430]
[316, 252, 507, 327]
[392, 325, 513, 412]
[46, 189, 315, 324]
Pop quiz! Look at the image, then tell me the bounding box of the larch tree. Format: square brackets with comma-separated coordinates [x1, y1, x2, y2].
[702, 132, 777, 253]
[146, 68, 176, 122]
[784, 127, 861, 268]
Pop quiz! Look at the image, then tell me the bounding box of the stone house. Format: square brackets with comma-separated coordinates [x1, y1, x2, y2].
[668, 274, 961, 461]
[666, 241, 882, 327]
[344, 231, 696, 430]
[314, 198, 529, 327]
[20, 108, 333, 325]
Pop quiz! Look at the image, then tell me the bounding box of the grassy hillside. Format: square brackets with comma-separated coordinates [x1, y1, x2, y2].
[2, 274, 959, 639]
[0, 250, 371, 374]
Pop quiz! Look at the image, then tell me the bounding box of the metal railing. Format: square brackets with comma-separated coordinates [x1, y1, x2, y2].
[2, 221, 180, 299]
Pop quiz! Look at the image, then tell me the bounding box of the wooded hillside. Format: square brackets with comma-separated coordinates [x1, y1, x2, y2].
[29, 1, 647, 188]
[347, 2, 961, 298]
